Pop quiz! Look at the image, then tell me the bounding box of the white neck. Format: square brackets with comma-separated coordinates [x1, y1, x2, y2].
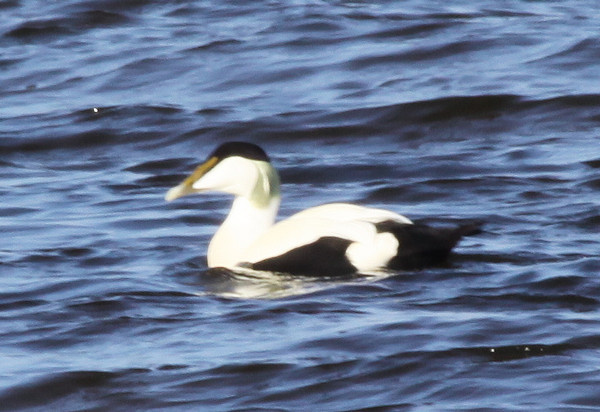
[207, 196, 280, 268]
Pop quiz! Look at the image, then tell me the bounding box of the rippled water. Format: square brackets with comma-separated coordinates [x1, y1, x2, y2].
[2, 1, 600, 410]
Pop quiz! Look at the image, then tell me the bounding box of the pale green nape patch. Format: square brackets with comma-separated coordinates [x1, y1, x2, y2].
[251, 161, 281, 208]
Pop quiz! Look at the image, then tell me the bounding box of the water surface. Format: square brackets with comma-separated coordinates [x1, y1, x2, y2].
[1, 1, 600, 410]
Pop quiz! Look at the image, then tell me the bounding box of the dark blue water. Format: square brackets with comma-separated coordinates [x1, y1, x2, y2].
[2, 1, 600, 410]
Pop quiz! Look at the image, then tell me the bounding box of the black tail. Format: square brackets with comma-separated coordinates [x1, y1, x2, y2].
[453, 221, 484, 238]
[376, 220, 483, 270]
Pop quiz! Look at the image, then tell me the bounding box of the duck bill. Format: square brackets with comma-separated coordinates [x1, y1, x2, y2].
[165, 182, 194, 202]
[164, 156, 218, 202]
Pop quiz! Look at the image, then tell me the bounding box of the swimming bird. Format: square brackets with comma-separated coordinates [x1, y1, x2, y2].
[165, 142, 480, 276]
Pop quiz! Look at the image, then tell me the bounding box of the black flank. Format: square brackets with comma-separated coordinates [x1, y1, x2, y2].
[250, 236, 356, 276]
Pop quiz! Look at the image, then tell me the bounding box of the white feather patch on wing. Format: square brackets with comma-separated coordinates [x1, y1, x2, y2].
[346, 232, 399, 272]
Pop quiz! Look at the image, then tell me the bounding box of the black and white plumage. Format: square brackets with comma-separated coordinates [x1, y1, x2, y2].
[166, 142, 480, 276]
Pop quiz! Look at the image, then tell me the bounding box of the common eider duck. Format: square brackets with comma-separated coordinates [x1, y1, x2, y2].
[166, 142, 481, 276]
